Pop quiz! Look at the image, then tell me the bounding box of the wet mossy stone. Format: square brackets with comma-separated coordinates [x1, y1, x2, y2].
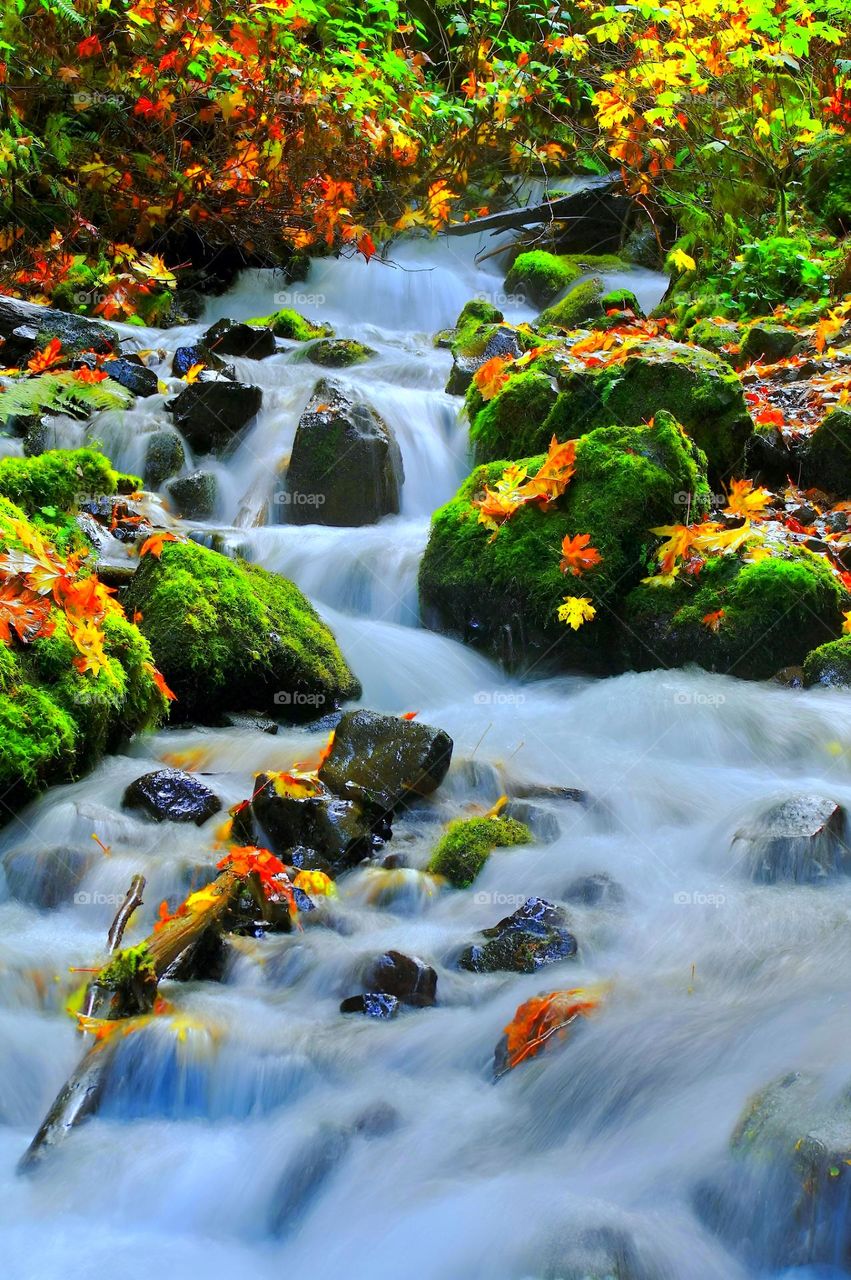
[286, 379, 403, 526]
[143, 430, 186, 488]
[166, 469, 219, 519]
[246, 773, 379, 869]
[427, 815, 532, 888]
[203, 317, 276, 360]
[544, 337, 753, 480]
[420, 411, 709, 673]
[246, 308, 333, 341]
[125, 538, 360, 723]
[504, 251, 623, 308]
[0, 447, 127, 513]
[446, 323, 524, 396]
[802, 408, 851, 496]
[623, 551, 844, 681]
[167, 380, 262, 454]
[458, 897, 577, 973]
[538, 278, 605, 331]
[600, 287, 643, 317]
[468, 369, 559, 464]
[803, 634, 851, 688]
[318, 708, 453, 811]
[740, 322, 802, 365]
[0, 295, 117, 361]
[101, 357, 159, 398]
[305, 338, 375, 368]
[688, 318, 744, 361]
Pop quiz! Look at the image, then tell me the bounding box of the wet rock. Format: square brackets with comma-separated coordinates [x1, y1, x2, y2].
[102, 357, 159, 397]
[287, 845, 335, 877]
[2, 844, 94, 908]
[269, 1124, 352, 1236]
[443, 758, 504, 803]
[804, 635, 851, 688]
[699, 1071, 851, 1269]
[771, 665, 804, 688]
[305, 337, 375, 367]
[143, 430, 186, 488]
[362, 950, 437, 1006]
[744, 429, 799, 487]
[802, 407, 851, 496]
[503, 799, 561, 843]
[459, 897, 577, 974]
[220, 710, 279, 734]
[171, 343, 234, 379]
[446, 323, 523, 396]
[318, 708, 453, 812]
[203, 317, 276, 359]
[340, 992, 399, 1018]
[167, 381, 262, 453]
[563, 871, 626, 907]
[166, 469, 219, 519]
[729, 794, 849, 883]
[285, 380, 403, 526]
[249, 773, 384, 869]
[740, 322, 803, 365]
[0, 295, 117, 359]
[510, 782, 589, 805]
[122, 768, 222, 825]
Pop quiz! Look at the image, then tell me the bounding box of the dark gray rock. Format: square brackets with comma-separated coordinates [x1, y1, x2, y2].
[503, 799, 561, 843]
[286, 380, 403, 526]
[102, 357, 159, 397]
[166, 469, 219, 519]
[564, 872, 625, 907]
[740, 323, 804, 365]
[459, 897, 577, 973]
[167, 380, 262, 453]
[2, 844, 94, 908]
[123, 768, 222, 825]
[247, 772, 386, 870]
[445, 325, 523, 395]
[362, 950, 437, 1006]
[340, 992, 399, 1018]
[729, 794, 849, 883]
[143, 430, 186, 488]
[0, 294, 117, 359]
[204, 318, 276, 360]
[318, 708, 453, 812]
[171, 343, 234, 379]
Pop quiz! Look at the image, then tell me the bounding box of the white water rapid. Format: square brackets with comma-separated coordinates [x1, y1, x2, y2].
[1, 233, 849, 1280]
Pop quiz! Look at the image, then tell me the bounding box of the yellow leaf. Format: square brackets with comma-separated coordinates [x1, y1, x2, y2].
[669, 248, 696, 273]
[557, 596, 596, 630]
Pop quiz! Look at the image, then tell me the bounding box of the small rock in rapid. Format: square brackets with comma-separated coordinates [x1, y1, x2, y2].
[563, 871, 626, 907]
[503, 799, 561, 843]
[166, 469, 219, 519]
[729, 794, 849, 883]
[171, 342, 234, 379]
[167, 380, 261, 453]
[459, 896, 577, 974]
[2, 844, 95, 908]
[340, 992, 399, 1019]
[362, 950, 437, 1006]
[123, 768, 222, 826]
[203, 318, 277, 360]
[318, 708, 453, 812]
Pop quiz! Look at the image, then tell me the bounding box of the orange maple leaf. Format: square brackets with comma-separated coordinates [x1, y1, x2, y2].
[144, 660, 177, 702]
[500, 988, 600, 1073]
[0, 581, 55, 645]
[701, 609, 726, 633]
[27, 338, 64, 373]
[473, 356, 511, 402]
[559, 532, 602, 576]
[139, 532, 180, 559]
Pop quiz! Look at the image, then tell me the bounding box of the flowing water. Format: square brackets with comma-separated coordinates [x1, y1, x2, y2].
[2, 234, 851, 1280]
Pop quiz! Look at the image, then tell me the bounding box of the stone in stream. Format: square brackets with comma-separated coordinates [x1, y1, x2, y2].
[728, 794, 849, 883]
[1, 844, 95, 908]
[143, 429, 186, 488]
[458, 897, 577, 974]
[101, 356, 159, 397]
[362, 949, 437, 1006]
[563, 871, 626, 908]
[339, 992, 399, 1018]
[304, 337, 375, 367]
[285, 379, 403, 526]
[203, 317, 277, 359]
[318, 708, 453, 812]
[0, 294, 118, 360]
[167, 380, 262, 453]
[503, 798, 561, 843]
[166, 469, 219, 519]
[697, 1071, 851, 1269]
[171, 342, 234, 379]
[122, 768, 222, 825]
[247, 773, 385, 870]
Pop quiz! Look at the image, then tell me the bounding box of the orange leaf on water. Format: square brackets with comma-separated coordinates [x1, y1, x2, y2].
[498, 988, 600, 1074]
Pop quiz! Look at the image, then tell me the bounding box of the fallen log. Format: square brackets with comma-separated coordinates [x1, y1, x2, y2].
[19, 868, 242, 1170]
[444, 178, 620, 238]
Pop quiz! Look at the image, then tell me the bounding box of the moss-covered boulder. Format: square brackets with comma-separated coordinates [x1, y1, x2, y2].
[538, 278, 605, 330]
[0, 447, 130, 513]
[803, 635, 851, 688]
[306, 338, 375, 368]
[420, 411, 709, 671]
[126, 539, 361, 722]
[740, 322, 803, 365]
[623, 551, 844, 680]
[545, 338, 753, 479]
[246, 309, 333, 341]
[0, 296, 117, 362]
[427, 815, 532, 888]
[802, 407, 851, 495]
[689, 318, 744, 359]
[601, 287, 643, 317]
[0, 495, 167, 813]
[444, 300, 525, 395]
[468, 370, 558, 464]
[504, 251, 623, 308]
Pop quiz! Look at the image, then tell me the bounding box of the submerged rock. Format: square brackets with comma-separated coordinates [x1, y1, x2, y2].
[729, 794, 849, 883]
[503, 799, 561, 843]
[362, 949, 437, 1006]
[564, 871, 625, 908]
[167, 381, 262, 453]
[318, 709, 453, 812]
[203, 317, 276, 359]
[286, 380, 403, 526]
[125, 538, 360, 722]
[2, 843, 94, 907]
[122, 768, 222, 825]
[459, 897, 577, 974]
[340, 992, 399, 1018]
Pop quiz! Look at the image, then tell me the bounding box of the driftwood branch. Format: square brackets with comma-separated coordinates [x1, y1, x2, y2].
[444, 185, 618, 238]
[107, 874, 146, 951]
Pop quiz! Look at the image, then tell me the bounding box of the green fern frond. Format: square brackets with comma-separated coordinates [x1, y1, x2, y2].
[0, 373, 132, 424]
[40, 0, 86, 26]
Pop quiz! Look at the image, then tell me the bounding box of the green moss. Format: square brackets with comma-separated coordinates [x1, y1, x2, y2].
[427, 815, 532, 888]
[505, 251, 624, 308]
[97, 941, 156, 990]
[739, 323, 802, 365]
[468, 370, 559, 463]
[126, 539, 361, 722]
[0, 683, 78, 799]
[803, 408, 851, 496]
[306, 338, 375, 367]
[688, 318, 744, 359]
[623, 552, 844, 680]
[419, 411, 709, 672]
[538, 278, 605, 331]
[803, 635, 851, 688]
[600, 288, 643, 316]
[803, 134, 851, 235]
[0, 448, 121, 514]
[246, 308, 333, 340]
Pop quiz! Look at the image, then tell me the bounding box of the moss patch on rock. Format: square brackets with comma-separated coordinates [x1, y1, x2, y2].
[246, 308, 333, 341]
[0, 447, 135, 514]
[126, 538, 361, 722]
[505, 251, 624, 308]
[538, 278, 605, 330]
[623, 551, 844, 680]
[803, 635, 851, 688]
[427, 815, 532, 888]
[306, 338, 375, 367]
[468, 369, 558, 464]
[419, 411, 709, 672]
